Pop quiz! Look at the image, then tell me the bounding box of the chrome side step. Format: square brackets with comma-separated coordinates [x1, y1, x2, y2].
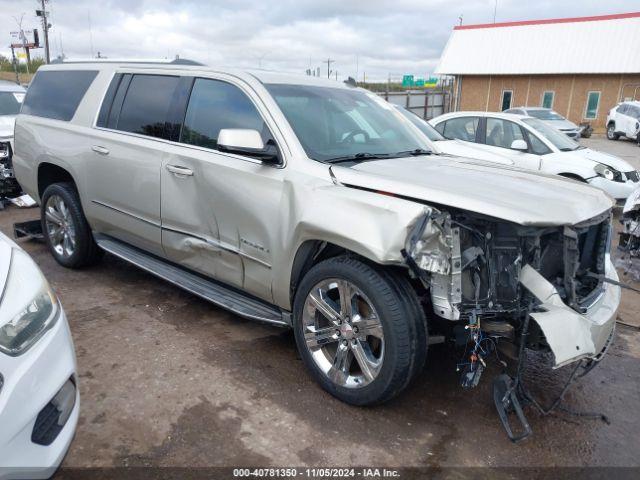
[95, 235, 289, 327]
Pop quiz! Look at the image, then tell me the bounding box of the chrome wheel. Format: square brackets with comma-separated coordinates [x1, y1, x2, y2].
[607, 125, 615, 140]
[44, 194, 76, 258]
[302, 279, 384, 388]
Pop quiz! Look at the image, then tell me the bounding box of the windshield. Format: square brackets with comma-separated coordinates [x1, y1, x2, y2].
[522, 117, 581, 151]
[0, 91, 24, 116]
[526, 109, 564, 121]
[393, 105, 445, 141]
[265, 84, 432, 162]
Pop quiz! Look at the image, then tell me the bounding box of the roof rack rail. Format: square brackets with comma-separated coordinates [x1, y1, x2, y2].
[50, 58, 205, 66]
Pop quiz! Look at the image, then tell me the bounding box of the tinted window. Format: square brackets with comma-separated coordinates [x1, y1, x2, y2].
[501, 90, 512, 111]
[0, 91, 24, 116]
[541, 91, 554, 109]
[181, 78, 267, 150]
[442, 117, 479, 142]
[585, 92, 600, 119]
[21, 70, 97, 121]
[629, 106, 640, 120]
[486, 118, 525, 149]
[618, 104, 629, 114]
[117, 74, 179, 139]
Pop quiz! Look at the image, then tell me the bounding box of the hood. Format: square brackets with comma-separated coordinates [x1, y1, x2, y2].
[435, 139, 514, 166]
[543, 118, 579, 131]
[568, 148, 636, 173]
[331, 155, 613, 226]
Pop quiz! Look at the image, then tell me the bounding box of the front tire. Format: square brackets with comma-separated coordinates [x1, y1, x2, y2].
[293, 256, 426, 406]
[41, 182, 103, 268]
[607, 123, 619, 140]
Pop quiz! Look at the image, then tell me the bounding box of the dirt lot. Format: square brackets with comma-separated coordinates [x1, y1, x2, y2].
[2, 135, 640, 473]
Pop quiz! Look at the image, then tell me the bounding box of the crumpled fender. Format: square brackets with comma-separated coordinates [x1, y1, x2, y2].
[519, 261, 620, 368]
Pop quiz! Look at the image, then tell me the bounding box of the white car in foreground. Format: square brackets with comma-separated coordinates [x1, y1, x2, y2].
[0, 232, 78, 479]
[429, 111, 639, 202]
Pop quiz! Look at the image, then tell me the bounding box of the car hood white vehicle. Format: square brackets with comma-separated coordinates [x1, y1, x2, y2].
[331, 155, 613, 226]
[555, 147, 635, 173]
[0, 233, 11, 293]
[543, 118, 579, 131]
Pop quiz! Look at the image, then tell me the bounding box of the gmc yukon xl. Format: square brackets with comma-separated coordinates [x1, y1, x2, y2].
[13, 61, 620, 415]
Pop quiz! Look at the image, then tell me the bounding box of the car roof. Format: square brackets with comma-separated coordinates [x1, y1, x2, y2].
[0, 80, 26, 93]
[621, 100, 640, 106]
[38, 60, 352, 90]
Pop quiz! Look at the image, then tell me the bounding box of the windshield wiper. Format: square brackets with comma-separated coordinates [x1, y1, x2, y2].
[395, 148, 433, 156]
[325, 152, 393, 164]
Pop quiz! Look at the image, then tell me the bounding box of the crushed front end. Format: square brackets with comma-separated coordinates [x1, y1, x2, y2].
[0, 141, 22, 202]
[404, 207, 620, 440]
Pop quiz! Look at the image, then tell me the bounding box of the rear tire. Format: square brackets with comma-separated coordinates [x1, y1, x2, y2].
[607, 123, 619, 140]
[41, 182, 103, 268]
[293, 256, 426, 405]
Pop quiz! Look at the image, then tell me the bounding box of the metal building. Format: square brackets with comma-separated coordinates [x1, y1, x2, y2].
[435, 12, 640, 132]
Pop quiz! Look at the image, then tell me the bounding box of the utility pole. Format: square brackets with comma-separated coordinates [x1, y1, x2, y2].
[323, 58, 334, 79]
[10, 46, 20, 84]
[36, 0, 51, 63]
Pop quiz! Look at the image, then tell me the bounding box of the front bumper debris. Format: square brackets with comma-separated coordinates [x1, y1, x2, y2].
[519, 257, 620, 368]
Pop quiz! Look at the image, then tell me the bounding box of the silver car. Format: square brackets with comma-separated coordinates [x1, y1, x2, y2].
[13, 60, 620, 408]
[505, 107, 582, 139]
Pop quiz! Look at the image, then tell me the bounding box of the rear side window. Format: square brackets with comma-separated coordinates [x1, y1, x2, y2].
[115, 74, 180, 139]
[441, 117, 479, 142]
[181, 78, 266, 150]
[21, 70, 97, 121]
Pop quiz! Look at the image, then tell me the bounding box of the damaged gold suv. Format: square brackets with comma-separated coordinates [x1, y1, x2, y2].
[14, 61, 620, 409]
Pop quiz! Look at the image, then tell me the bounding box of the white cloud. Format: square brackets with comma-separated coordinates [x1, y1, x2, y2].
[0, 0, 638, 81]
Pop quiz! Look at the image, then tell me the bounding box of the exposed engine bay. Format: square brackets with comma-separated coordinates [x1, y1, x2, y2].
[0, 142, 23, 206]
[404, 207, 616, 441]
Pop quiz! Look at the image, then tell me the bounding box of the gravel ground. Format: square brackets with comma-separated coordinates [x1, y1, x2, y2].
[2, 134, 639, 474]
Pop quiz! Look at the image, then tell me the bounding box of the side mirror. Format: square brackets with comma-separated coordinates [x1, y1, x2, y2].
[217, 129, 280, 164]
[510, 139, 528, 152]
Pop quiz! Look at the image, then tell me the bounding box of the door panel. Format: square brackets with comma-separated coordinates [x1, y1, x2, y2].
[84, 129, 164, 256]
[161, 147, 283, 301]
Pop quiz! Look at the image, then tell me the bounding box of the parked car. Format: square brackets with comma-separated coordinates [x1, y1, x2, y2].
[0, 81, 26, 199]
[0, 231, 79, 479]
[429, 111, 639, 203]
[606, 100, 640, 144]
[14, 61, 620, 408]
[393, 105, 522, 165]
[504, 107, 582, 139]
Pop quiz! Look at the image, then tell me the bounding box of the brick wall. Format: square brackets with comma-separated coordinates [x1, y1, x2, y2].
[456, 74, 640, 132]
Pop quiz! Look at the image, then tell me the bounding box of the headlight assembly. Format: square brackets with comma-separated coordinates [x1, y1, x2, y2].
[0, 249, 59, 356]
[594, 163, 623, 182]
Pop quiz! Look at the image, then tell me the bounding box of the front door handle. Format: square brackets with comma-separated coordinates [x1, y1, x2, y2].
[166, 164, 194, 177]
[91, 145, 110, 155]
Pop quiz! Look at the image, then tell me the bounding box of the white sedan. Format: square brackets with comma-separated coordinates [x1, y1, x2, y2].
[0, 232, 79, 479]
[428, 111, 639, 203]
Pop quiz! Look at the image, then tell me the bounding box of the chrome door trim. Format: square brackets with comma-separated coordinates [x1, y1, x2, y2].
[91, 200, 161, 228]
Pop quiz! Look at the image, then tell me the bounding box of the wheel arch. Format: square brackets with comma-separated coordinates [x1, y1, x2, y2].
[37, 162, 78, 199]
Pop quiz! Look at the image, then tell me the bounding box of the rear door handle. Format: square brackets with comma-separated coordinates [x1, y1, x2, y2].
[91, 145, 110, 155]
[166, 164, 194, 177]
